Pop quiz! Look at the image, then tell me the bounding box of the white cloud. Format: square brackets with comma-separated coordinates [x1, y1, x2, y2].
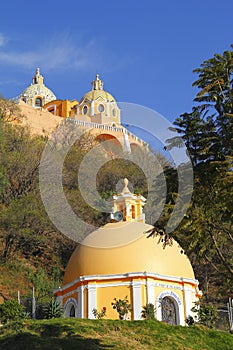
[0, 32, 114, 72]
[0, 33, 8, 47]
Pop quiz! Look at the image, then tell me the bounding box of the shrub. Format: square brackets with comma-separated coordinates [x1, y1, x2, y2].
[43, 299, 64, 319]
[111, 296, 131, 320]
[141, 303, 156, 320]
[92, 307, 107, 319]
[0, 299, 28, 324]
[191, 301, 218, 328]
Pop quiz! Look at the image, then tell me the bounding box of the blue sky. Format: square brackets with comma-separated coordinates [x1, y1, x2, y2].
[1, 0, 233, 124]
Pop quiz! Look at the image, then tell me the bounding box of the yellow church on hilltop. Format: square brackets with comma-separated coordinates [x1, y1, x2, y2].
[16, 68, 146, 153]
[15, 69, 202, 325]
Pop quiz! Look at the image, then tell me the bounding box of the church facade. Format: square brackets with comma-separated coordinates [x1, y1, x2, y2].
[16, 69, 146, 154]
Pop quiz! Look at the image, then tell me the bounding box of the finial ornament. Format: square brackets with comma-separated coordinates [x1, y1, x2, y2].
[122, 178, 131, 194]
[92, 74, 104, 91]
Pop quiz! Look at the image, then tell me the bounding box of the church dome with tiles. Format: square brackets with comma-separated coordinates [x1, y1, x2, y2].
[17, 68, 56, 108]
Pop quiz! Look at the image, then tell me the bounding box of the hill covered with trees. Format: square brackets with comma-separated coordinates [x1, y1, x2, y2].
[0, 98, 151, 305]
[0, 45, 232, 323]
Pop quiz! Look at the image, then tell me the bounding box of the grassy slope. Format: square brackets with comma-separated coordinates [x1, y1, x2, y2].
[0, 318, 232, 350]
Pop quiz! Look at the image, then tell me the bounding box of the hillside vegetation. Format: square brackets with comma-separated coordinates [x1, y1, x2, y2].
[0, 98, 151, 304]
[0, 318, 232, 350]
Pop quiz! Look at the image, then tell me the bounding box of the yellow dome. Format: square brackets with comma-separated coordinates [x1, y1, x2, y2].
[80, 74, 116, 103]
[80, 89, 116, 103]
[63, 221, 195, 285]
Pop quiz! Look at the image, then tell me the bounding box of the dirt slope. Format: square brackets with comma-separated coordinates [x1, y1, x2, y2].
[18, 101, 62, 136]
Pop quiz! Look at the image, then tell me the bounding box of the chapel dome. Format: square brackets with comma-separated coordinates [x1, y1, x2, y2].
[22, 82, 56, 101]
[63, 221, 195, 285]
[80, 74, 116, 103]
[19, 68, 56, 107]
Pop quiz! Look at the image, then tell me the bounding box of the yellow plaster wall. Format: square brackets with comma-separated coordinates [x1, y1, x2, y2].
[43, 100, 79, 118]
[96, 284, 133, 320]
[66, 100, 79, 118]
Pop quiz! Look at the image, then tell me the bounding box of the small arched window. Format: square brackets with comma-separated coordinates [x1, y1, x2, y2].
[83, 106, 88, 115]
[98, 104, 104, 113]
[35, 97, 42, 107]
[131, 205, 135, 219]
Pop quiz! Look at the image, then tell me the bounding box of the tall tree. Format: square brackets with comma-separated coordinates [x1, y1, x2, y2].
[157, 46, 233, 303]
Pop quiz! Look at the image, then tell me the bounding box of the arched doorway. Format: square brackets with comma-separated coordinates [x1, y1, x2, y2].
[161, 296, 178, 325]
[64, 298, 78, 318]
[69, 305, 75, 317]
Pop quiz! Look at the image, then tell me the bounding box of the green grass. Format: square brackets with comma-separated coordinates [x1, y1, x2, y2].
[0, 318, 232, 350]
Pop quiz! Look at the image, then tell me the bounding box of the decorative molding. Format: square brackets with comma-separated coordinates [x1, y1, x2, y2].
[95, 281, 131, 288]
[132, 281, 142, 320]
[88, 284, 97, 319]
[55, 271, 198, 295]
[77, 285, 84, 318]
[146, 280, 155, 305]
[90, 101, 94, 116]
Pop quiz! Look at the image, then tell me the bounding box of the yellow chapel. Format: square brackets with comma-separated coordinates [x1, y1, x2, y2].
[54, 179, 201, 325]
